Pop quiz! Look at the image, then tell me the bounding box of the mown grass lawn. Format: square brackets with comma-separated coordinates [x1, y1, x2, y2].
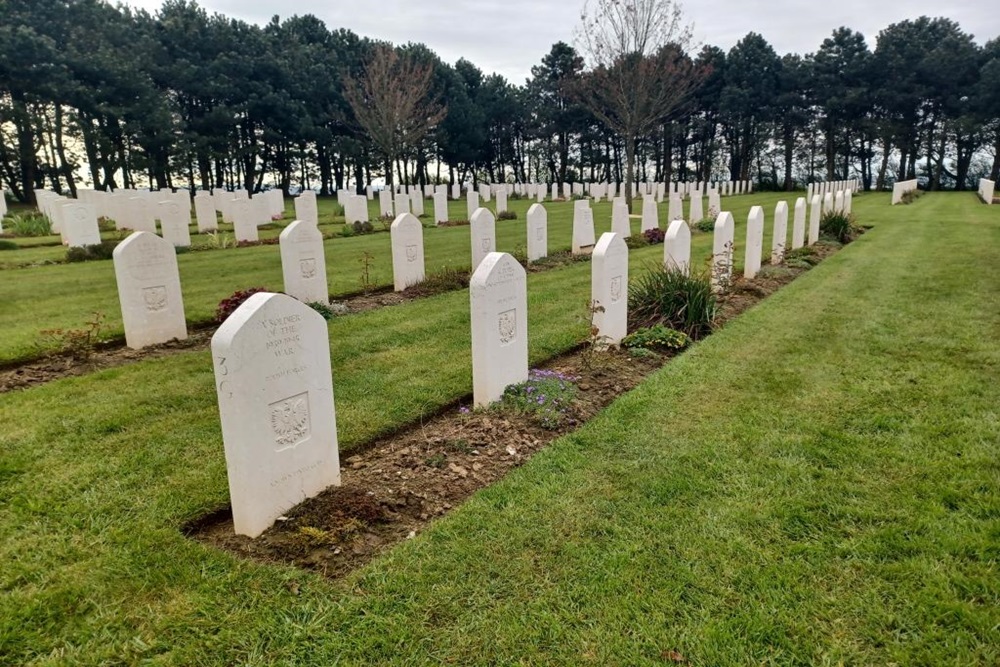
[2, 192, 794, 364]
[2, 192, 996, 665]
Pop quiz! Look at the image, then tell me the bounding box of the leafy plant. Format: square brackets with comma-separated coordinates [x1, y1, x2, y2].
[900, 190, 922, 205]
[499, 369, 580, 429]
[6, 212, 51, 237]
[693, 217, 716, 232]
[420, 266, 470, 293]
[643, 228, 665, 244]
[783, 246, 820, 269]
[205, 231, 235, 249]
[65, 240, 117, 262]
[628, 264, 716, 338]
[352, 220, 374, 234]
[622, 325, 691, 351]
[216, 287, 270, 322]
[0, 240, 18, 251]
[496, 210, 518, 221]
[37, 312, 106, 361]
[359, 251, 376, 293]
[820, 210, 861, 244]
[307, 301, 336, 320]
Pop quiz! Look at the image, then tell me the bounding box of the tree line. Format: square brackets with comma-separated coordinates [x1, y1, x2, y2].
[2, 0, 999, 205]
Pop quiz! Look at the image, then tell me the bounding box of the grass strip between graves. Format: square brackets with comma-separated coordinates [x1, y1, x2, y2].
[1, 192, 997, 664]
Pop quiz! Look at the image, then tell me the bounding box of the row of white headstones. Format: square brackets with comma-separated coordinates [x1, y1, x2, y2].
[122, 188, 849, 538]
[978, 178, 995, 205]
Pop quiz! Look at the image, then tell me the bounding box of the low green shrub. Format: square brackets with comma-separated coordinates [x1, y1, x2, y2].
[642, 228, 665, 244]
[352, 220, 375, 234]
[820, 210, 860, 244]
[497, 210, 518, 221]
[622, 325, 691, 351]
[783, 246, 820, 267]
[65, 240, 118, 262]
[693, 217, 716, 232]
[0, 240, 18, 251]
[307, 301, 336, 320]
[7, 212, 52, 237]
[628, 264, 717, 338]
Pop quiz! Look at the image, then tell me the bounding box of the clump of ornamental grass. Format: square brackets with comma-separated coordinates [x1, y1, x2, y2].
[628, 264, 716, 339]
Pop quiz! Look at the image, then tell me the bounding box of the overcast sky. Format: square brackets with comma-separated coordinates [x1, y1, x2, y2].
[121, 0, 999, 83]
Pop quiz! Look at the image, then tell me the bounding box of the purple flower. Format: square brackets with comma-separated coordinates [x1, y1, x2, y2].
[459, 406, 470, 414]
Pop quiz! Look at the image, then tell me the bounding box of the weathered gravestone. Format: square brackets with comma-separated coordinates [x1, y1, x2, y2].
[279, 220, 328, 304]
[809, 195, 822, 245]
[611, 198, 631, 238]
[470, 252, 528, 407]
[113, 231, 188, 349]
[128, 197, 158, 234]
[664, 219, 691, 274]
[712, 212, 735, 292]
[641, 195, 659, 232]
[689, 195, 704, 225]
[668, 195, 682, 222]
[393, 192, 411, 217]
[470, 207, 496, 270]
[294, 191, 319, 227]
[466, 190, 480, 220]
[194, 192, 218, 232]
[390, 213, 426, 291]
[232, 199, 259, 242]
[62, 203, 101, 248]
[158, 200, 192, 248]
[495, 189, 508, 214]
[409, 190, 424, 217]
[792, 197, 806, 250]
[744, 206, 764, 279]
[378, 189, 393, 218]
[771, 200, 788, 265]
[212, 292, 341, 538]
[592, 232, 629, 347]
[433, 192, 448, 225]
[526, 203, 548, 262]
[572, 200, 596, 255]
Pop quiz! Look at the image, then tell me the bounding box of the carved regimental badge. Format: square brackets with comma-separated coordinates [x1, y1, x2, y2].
[406, 244, 417, 262]
[498, 309, 516, 345]
[269, 392, 311, 450]
[299, 258, 317, 279]
[142, 285, 168, 312]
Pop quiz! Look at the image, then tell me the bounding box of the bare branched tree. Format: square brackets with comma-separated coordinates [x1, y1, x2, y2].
[343, 45, 446, 188]
[575, 0, 706, 208]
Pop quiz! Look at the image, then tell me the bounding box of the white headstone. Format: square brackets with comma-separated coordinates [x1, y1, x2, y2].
[834, 191, 845, 214]
[708, 190, 721, 218]
[212, 293, 340, 538]
[279, 220, 328, 304]
[640, 196, 659, 232]
[295, 191, 319, 227]
[771, 201, 788, 265]
[410, 190, 424, 217]
[232, 199, 258, 242]
[470, 207, 496, 270]
[591, 233, 629, 347]
[112, 231, 187, 349]
[378, 189, 393, 217]
[572, 201, 596, 255]
[526, 203, 548, 263]
[744, 206, 764, 279]
[791, 198, 806, 250]
[62, 203, 102, 248]
[823, 192, 834, 214]
[664, 219, 691, 275]
[495, 189, 508, 214]
[390, 213, 426, 291]
[808, 195, 821, 245]
[611, 198, 631, 238]
[393, 193, 411, 217]
[844, 190, 853, 215]
[451, 183, 461, 200]
[712, 212, 735, 292]
[689, 195, 704, 225]
[466, 190, 480, 220]
[158, 200, 192, 248]
[470, 253, 528, 407]
[433, 191, 448, 225]
[128, 197, 157, 234]
[668, 195, 682, 222]
[195, 193, 218, 232]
